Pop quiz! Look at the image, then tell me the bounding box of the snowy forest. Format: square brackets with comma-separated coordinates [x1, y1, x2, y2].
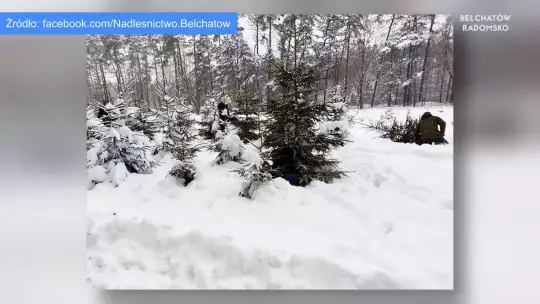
[87, 14, 453, 111]
[86, 14, 454, 290]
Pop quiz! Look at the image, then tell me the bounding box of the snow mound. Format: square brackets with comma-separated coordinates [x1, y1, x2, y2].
[118, 126, 133, 143]
[87, 217, 400, 289]
[153, 133, 163, 147]
[211, 120, 220, 133]
[133, 133, 152, 147]
[110, 162, 128, 187]
[250, 177, 290, 203]
[222, 134, 243, 158]
[106, 128, 120, 140]
[87, 143, 103, 168]
[320, 120, 350, 137]
[87, 119, 102, 128]
[241, 147, 262, 167]
[126, 107, 139, 115]
[215, 130, 225, 139]
[331, 102, 346, 110]
[87, 106, 454, 289]
[88, 166, 108, 183]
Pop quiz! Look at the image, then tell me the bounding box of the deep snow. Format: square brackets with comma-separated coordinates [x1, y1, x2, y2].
[87, 105, 453, 290]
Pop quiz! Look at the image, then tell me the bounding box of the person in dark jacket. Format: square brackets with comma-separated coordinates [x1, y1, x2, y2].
[97, 106, 113, 127]
[216, 96, 232, 132]
[275, 146, 301, 186]
[217, 100, 230, 120]
[415, 112, 448, 145]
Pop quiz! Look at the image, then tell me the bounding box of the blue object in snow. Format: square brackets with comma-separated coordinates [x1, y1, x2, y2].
[284, 174, 300, 186]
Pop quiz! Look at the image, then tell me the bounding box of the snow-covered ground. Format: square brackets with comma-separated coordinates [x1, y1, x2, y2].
[87, 105, 453, 290]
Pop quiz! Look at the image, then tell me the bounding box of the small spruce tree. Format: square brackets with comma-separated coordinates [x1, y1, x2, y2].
[326, 84, 346, 119]
[155, 90, 200, 186]
[199, 96, 219, 140]
[86, 108, 108, 188]
[125, 107, 163, 142]
[102, 126, 158, 174]
[263, 62, 346, 186]
[236, 156, 273, 199]
[230, 87, 262, 144]
[364, 110, 421, 144]
[87, 108, 106, 150]
[86, 102, 159, 188]
[213, 133, 245, 165]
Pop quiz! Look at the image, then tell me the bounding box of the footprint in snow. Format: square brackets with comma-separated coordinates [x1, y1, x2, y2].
[382, 221, 395, 235]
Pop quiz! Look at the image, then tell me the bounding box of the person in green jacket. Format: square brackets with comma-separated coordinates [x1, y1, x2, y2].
[415, 112, 448, 145]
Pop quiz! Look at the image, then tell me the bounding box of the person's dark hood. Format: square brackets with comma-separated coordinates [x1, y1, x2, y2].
[421, 112, 432, 120]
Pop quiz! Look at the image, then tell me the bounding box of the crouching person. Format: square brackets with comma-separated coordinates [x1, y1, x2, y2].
[415, 112, 448, 145]
[275, 147, 301, 186]
[216, 96, 232, 132]
[217, 97, 231, 121]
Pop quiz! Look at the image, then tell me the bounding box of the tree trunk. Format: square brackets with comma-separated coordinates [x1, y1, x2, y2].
[193, 37, 200, 113]
[135, 54, 145, 106]
[316, 18, 332, 102]
[177, 39, 196, 107]
[113, 47, 124, 95]
[143, 54, 150, 107]
[114, 67, 122, 95]
[235, 36, 240, 94]
[438, 66, 446, 103]
[209, 51, 214, 95]
[293, 14, 298, 139]
[160, 46, 167, 97]
[267, 15, 273, 81]
[343, 16, 352, 104]
[358, 43, 366, 108]
[86, 69, 94, 104]
[397, 48, 406, 106]
[403, 56, 412, 106]
[445, 75, 453, 103]
[255, 18, 260, 93]
[176, 40, 189, 93]
[337, 33, 346, 85]
[293, 16, 297, 78]
[268, 17, 272, 54]
[286, 34, 292, 70]
[418, 15, 436, 106]
[324, 68, 329, 104]
[93, 65, 102, 103]
[371, 14, 395, 107]
[172, 42, 180, 97]
[99, 62, 109, 104]
[153, 51, 160, 107]
[403, 16, 418, 106]
[388, 48, 394, 106]
[265, 16, 273, 107]
[255, 19, 259, 56]
[412, 44, 419, 106]
[334, 51, 339, 86]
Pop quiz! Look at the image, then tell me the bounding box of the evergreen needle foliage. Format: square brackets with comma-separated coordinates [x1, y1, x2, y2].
[167, 162, 197, 186]
[364, 110, 420, 144]
[235, 159, 274, 199]
[263, 61, 346, 187]
[156, 91, 200, 186]
[230, 87, 263, 144]
[86, 101, 160, 189]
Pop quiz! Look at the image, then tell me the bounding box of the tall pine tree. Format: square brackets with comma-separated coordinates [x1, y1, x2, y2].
[263, 15, 345, 187]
